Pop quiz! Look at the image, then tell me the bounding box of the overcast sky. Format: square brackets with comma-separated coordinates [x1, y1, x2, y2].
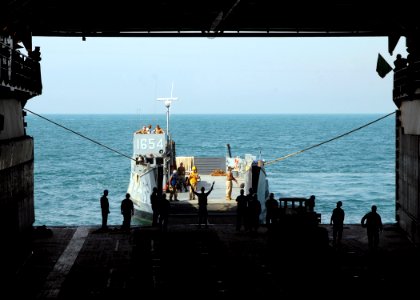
[25, 36, 407, 114]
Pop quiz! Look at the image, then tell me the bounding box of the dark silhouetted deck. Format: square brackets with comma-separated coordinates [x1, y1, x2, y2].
[4, 222, 420, 299]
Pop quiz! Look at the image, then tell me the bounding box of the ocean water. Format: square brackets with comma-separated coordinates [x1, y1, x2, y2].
[26, 113, 396, 226]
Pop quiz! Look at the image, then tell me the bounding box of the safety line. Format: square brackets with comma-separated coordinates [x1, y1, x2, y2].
[24, 108, 135, 161]
[265, 111, 396, 166]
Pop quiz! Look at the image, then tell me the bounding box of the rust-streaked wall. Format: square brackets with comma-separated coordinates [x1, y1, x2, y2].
[0, 35, 40, 271]
[0, 137, 34, 233]
[396, 118, 420, 243]
[0, 97, 34, 253]
[394, 34, 420, 243]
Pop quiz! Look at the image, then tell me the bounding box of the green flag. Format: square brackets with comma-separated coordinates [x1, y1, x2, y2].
[376, 53, 393, 78]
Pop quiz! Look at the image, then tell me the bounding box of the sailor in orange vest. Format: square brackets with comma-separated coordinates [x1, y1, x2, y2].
[188, 166, 200, 200]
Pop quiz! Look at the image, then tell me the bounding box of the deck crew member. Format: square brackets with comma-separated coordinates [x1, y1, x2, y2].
[159, 194, 170, 232]
[248, 193, 261, 232]
[154, 124, 164, 134]
[100, 189, 110, 230]
[121, 193, 134, 231]
[169, 170, 179, 201]
[361, 205, 383, 251]
[189, 166, 200, 200]
[330, 201, 345, 247]
[192, 181, 215, 228]
[265, 193, 279, 226]
[177, 162, 188, 192]
[226, 167, 238, 200]
[151, 187, 160, 226]
[135, 126, 147, 134]
[145, 124, 152, 134]
[235, 188, 248, 231]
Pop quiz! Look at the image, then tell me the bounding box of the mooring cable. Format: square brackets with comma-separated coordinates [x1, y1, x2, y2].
[24, 108, 136, 161]
[265, 111, 396, 166]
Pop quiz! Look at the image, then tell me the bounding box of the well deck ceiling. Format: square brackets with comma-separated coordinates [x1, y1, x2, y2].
[3, 1, 419, 37]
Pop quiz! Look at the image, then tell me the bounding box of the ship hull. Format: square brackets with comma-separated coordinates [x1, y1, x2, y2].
[127, 132, 170, 222]
[243, 163, 270, 223]
[127, 167, 159, 217]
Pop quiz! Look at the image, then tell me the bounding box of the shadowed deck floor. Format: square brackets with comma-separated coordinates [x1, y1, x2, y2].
[4, 221, 420, 299]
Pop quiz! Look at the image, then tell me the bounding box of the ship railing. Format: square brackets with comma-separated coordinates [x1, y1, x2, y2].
[0, 36, 42, 96]
[134, 154, 165, 168]
[393, 60, 420, 107]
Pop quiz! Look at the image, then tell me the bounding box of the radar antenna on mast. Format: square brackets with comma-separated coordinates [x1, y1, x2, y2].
[157, 82, 178, 136]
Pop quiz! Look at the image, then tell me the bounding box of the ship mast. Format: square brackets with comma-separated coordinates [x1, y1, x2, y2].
[157, 83, 178, 177]
[157, 82, 178, 136]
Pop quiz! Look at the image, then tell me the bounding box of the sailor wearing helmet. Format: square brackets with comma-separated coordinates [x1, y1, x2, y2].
[169, 170, 179, 201]
[188, 166, 200, 200]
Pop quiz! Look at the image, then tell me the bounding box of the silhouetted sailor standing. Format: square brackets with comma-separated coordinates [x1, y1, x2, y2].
[151, 187, 160, 226]
[361, 205, 383, 251]
[100, 189, 110, 230]
[121, 193, 134, 231]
